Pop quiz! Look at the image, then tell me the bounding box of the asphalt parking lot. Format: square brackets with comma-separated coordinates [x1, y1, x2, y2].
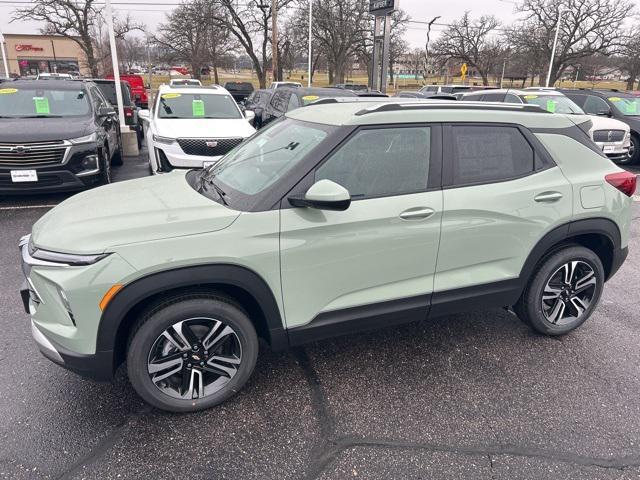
[2, 149, 640, 479]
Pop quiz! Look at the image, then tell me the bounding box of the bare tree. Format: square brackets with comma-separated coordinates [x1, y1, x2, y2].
[432, 12, 503, 86]
[311, 0, 371, 84]
[615, 28, 640, 90]
[511, 0, 634, 86]
[119, 36, 145, 72]
[13, 0, 142, 77]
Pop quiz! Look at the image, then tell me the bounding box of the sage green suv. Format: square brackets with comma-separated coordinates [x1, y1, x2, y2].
[19, 101, 634, 412]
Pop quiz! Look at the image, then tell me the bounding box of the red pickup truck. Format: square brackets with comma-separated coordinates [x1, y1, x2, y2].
[106, 74, 149, 108]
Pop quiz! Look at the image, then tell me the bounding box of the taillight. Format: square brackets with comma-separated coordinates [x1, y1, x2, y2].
[605, 171, 637, 197]
[124, 106, 133, 117]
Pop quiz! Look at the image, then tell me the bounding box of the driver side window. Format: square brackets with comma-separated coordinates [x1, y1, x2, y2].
[583, 96, 609, 115]
[315, 127, 431, 199]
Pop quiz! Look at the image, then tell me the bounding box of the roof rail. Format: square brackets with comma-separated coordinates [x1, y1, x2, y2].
[354, 102, 547, 116]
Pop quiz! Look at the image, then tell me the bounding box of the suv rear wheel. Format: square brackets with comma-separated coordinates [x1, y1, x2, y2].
[127, 294, 259, 412]
[515, 246, 604, 336]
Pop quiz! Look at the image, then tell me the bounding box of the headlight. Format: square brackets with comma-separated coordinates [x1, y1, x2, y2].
[153, 134, 175, 145]
[68, 132, 98, 144]
[30, 248, 110, 266]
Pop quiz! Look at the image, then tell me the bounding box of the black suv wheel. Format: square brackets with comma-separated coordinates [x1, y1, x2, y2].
[127, 294, 259, 413]
[515, 246, 604, 336]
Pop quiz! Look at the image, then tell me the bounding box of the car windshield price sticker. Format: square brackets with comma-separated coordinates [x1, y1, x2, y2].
[33, 97, 50, 114]
[192, 99, 205, 117]
[546, 100, 556, 113]
[161, 93, 181, 99]
[627, 102, 637, 114]
[0, 88, 18, 95]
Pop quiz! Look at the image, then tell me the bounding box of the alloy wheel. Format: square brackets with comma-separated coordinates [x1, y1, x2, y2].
[541, 260, 597, 326]
[629, 136, 637, 162]
[147, 317, 242, 400]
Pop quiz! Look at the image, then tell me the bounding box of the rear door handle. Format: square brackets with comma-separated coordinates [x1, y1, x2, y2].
[534, 191, 563, 203]
[399, 207, 435, 220]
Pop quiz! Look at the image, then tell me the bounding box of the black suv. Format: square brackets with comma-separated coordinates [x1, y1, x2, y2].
[262, 87, 357, 126]
[243, 89, 274, 129]
[560, 88, 640, 164]
[0, 79, 122, 194]
[91, 79, 143, 148]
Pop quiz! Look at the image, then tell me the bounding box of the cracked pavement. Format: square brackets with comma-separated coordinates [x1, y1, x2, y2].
[1, 154, 640, 479]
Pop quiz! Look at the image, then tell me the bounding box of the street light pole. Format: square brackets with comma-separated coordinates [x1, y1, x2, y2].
[271, 0, 278, 83]
[0, 30, 9, 79]
[104, 0, 127, 129]
[545, 5, 564, 87]
[307, 0, 312, 87]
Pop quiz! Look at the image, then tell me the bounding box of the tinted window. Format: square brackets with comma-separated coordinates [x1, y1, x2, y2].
[450, 126, 535, 185]
[482, 92, 505, 102]
[316, 127, 431, 199]
[563, 93, 586, 107]
[94, 82, 132, 105]
[463, 93, 483, 101]
[505, 93, 521, 103]
[583, 95, 610, 115]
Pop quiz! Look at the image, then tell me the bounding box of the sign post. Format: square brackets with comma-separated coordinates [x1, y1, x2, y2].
[369, 0, 397, 94]
[460, 63, 467, 84]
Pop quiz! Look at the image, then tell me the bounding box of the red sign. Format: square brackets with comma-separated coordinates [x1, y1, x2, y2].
[15, 44, 44, 52]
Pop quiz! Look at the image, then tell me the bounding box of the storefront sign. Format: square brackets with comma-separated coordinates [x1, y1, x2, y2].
[15, 44, 44, 52]
[369, 0, 397, 15]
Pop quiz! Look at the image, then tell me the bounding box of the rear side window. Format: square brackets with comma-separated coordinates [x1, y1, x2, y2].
[482, 92, 505, 102]
[505, 93, 521, 103]
[583, 95, 610, 115]
[463, 93, 483, 101]
[450, 125, 535, 185]
[316, 126, 431, 199]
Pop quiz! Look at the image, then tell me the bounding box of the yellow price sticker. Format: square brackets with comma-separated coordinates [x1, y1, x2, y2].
[161, 93, 181, 99]
[608, 97, 621, 102]
[0, 88, 18, 94]
[302, 95, 319, 101]
[523, 95, 538, 99]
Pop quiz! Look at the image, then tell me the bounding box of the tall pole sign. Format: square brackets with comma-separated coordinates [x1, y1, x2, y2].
[369, 0, 397, 94]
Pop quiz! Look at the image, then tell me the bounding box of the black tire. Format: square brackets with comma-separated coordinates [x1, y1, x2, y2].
[514, 245, 604, 336]
[127, 294, 259, 413]
[99, 148, 112, 185]
[111, 130, 124, 166]
[628, 133, 640, 165]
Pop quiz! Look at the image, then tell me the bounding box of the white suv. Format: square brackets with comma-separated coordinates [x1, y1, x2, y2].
[141, 85, 255, 173]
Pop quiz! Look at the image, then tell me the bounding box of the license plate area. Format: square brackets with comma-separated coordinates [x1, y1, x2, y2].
[11, 170, 38, 182]
[602, 145, 616, 153]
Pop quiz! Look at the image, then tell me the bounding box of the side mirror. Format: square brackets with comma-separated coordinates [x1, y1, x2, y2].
[244, 110, 255, 123]
[597, 109, 612, 117]
[98, 105, 116, 117]
[288, 179, 351, 211]
[138, 109, 150, 121]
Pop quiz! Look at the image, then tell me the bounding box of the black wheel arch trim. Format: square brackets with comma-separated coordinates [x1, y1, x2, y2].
[96, 263, 287, 370]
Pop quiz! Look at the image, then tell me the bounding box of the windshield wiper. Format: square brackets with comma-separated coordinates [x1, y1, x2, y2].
[197, 171, 228, 205]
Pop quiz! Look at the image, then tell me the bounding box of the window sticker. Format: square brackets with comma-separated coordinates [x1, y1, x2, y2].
[627, 102, 637, 114]
[161, 93, 181, 99]
[302, 95, 319, 102]
[33, 97, 50, 114]
[546, 100, 556, 113]
[608, 97, 621, 102]
[0, 88, 18, 95]
[523, 95, 538, 99]
[192, 99, 205, 117]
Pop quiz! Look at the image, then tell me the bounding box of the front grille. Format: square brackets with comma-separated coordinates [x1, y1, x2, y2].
[177, 137, 243, 157]
[0, 141, 67, 167]
[593, 130, 625, 143]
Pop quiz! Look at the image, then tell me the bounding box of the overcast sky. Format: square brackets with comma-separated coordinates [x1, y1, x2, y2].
[0, 0, 636, 47]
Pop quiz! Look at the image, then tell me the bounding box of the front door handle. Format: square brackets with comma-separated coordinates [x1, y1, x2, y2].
[399, 207, 435, 220]
[534, 191, 563, 203]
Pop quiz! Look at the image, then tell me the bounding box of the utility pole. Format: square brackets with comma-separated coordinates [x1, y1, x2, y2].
[104, 0, 127, 129]
[271, 0, 278, 83]
[146, 33, 152, 92]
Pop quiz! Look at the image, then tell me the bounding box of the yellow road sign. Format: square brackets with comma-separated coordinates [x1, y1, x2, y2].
[461, 63, 468, 76]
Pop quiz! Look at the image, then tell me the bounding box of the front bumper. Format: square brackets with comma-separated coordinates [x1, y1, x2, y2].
[595, 140, 631, 163]
[151, 142, 223, 170]
[0, 144, 103, 194]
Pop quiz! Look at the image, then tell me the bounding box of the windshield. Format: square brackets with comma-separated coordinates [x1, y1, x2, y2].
[203, 118, 334, 196]
[520, 94, 584, 114]
[608, 95, 640, 116]
[157, 92, 241, 119]
[0, 86, 91, 117]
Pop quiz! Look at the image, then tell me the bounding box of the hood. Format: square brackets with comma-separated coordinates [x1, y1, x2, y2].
[0, 116, 93, 143]
[154, 118, 255, 139]
[588, 115, 630, 132]
[31, 171, 240, 254]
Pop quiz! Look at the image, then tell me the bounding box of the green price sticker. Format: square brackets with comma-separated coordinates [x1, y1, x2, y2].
[192, 99, 205, 117]
[627, 102, 637, 114]
[33, 97, 50, 114]
[546, 100, 556, 113]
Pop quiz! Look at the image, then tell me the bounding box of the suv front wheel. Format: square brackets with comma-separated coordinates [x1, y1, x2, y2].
[515, 246, 604, 336]
[127, 294, 259, 412]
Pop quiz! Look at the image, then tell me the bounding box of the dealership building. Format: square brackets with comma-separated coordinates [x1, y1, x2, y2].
[1, 33, 89, 77]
